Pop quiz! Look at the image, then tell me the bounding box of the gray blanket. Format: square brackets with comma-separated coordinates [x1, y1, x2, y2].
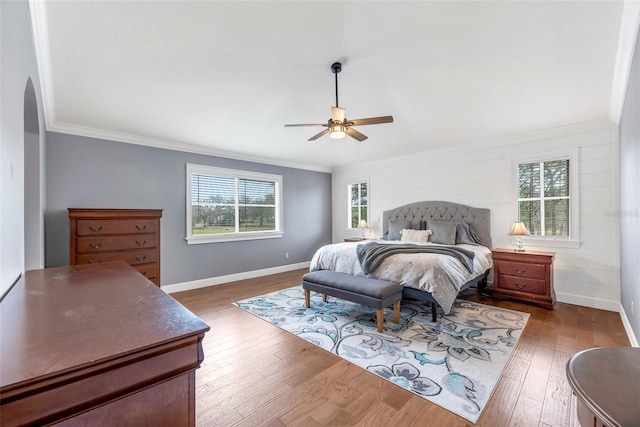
[356, 242, 476, 275]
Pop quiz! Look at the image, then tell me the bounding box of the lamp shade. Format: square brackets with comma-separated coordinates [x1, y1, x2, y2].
[358, 219, 368, 229]
[509, 222, 530, 236]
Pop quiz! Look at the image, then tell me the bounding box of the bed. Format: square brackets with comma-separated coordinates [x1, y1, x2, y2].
[309, 201, 493, 319]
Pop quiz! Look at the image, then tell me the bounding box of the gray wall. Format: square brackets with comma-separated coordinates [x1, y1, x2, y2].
[619, 26, 640, 342]
[45, 132, 332, 285]
[1, 0, 47, 298]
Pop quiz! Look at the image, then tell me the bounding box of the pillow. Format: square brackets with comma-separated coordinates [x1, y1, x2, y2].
[400, 229, 432, 243]
[409, 219, 423, 230]
[455, 222, 482, 245]
[426, 220, 457, 245]
[386, 220, 407, 240]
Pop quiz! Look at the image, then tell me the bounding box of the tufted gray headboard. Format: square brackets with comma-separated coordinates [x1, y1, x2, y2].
[382, 201, 492, 248]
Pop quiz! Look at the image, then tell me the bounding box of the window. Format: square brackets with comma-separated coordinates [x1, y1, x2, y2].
[186, 164, 283, 244]
[348, 181, 368, 228]
[517, 158, 570, 237]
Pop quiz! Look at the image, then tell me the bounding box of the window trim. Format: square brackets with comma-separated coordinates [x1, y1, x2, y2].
[347, 179, 369, 231]
[186, 163, 283, 244]
[512, 149, 580, 249]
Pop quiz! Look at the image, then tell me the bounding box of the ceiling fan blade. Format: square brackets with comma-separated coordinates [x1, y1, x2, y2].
[284, 123, 328, 127]
[346, 127, 368, 142]
[308, 129, 330, 141]
[349, 116, 394, 126]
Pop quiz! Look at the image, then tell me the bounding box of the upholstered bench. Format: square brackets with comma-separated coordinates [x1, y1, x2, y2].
[302, 270, 402, 332]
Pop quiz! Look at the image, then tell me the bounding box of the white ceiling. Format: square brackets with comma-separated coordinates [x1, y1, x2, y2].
[32, 1, 631, 171]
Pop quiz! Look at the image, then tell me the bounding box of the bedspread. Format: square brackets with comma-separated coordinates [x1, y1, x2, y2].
[309, 240, 493, 314]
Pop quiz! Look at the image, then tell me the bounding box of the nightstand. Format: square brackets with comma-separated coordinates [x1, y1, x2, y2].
[492, 248, 555, 309]
[344, 238, 365, 242]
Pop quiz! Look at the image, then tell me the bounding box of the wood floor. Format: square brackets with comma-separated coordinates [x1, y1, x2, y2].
[172, 269, 630, 427]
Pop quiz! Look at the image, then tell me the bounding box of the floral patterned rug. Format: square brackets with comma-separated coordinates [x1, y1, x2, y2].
[234, 286, 529, 423]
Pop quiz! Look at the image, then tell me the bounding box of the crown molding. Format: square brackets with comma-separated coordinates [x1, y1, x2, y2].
[332, 118, 615, 173]
[609, 0, 640, 125]
[48, 122, 332, 173]
[27, 0, 55, 129]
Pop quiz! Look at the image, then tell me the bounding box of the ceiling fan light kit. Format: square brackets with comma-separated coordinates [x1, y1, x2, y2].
[285, 62, 393, 142]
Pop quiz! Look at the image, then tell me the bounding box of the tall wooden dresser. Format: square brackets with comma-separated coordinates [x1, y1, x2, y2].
[69, 208, 163, 286]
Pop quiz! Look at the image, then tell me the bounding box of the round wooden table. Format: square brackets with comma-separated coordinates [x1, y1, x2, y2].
[566, 347, 640, 427]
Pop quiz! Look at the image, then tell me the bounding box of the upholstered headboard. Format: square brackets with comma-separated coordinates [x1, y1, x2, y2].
[382, 201, 492, 248]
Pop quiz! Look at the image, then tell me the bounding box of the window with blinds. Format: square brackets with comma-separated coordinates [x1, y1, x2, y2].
[186, 164, 283, 244]
[517, 159, 570, 237]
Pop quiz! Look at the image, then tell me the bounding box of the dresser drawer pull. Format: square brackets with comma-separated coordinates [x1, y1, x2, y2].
[135, 224, 147, 231]
[135, 255, 147, 262]
[135, 240, 147, 246]
[513, 268, 527, 275]
[141, 271, 147, 276]
[88, 243, 103, 249]
[88, 225, 103, 232]
[514, 283, 527, 289]
[88, 259, 104, 264]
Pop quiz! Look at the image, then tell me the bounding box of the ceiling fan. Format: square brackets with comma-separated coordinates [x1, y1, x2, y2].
[285, 62, 394, 142]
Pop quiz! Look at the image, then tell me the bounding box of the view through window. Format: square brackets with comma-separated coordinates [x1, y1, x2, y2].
[348, 182, 368, 228]
[187, 164, 282, 243]
[517, 159, 570, 237]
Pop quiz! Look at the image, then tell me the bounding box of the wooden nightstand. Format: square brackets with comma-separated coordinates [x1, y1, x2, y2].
[344, 238, 365, 242]
[492, 248, 555, 309]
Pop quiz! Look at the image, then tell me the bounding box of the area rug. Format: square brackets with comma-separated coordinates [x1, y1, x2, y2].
[234, 286, 529, 423]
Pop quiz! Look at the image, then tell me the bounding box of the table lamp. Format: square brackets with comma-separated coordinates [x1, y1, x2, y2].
[509, 222, 530, 252]
[358, 219, 368, 239]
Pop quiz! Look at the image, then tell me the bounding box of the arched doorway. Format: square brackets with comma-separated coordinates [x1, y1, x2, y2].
[24, 78, 42, 270]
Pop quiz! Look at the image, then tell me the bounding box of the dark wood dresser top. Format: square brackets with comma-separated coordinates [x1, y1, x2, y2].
[567, 346, 640, 427]
[0, 261, 209, 391]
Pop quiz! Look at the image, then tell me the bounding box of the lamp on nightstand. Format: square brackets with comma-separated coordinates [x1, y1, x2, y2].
[358, 219, 368, 239]
[509, 222, 530, 252]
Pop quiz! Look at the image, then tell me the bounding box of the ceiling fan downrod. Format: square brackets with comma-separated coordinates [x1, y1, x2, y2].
[331, 62, 342, 108]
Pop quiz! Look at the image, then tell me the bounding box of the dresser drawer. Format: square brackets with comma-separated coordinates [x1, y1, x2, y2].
[76, 249, 158, 266]
[76, 219, 158, 236]
[497, 275, 546, 295]
[133, 263, 158, 280]
[497, 260, 545, 280]
[76, 235, 157, 253]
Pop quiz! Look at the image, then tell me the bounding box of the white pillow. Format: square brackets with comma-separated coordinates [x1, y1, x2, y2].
[400, 229, 432, 243]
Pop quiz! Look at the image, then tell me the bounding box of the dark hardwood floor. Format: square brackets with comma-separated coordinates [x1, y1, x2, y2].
[172, 269, 630, 426]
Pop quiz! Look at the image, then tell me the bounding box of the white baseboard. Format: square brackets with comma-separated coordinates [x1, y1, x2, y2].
[162, 261, 310, 294]
[555, 291, 621, 312]
[619, 304, 639, 347]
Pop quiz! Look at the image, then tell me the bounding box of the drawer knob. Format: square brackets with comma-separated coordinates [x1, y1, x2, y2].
[515, 283, 527, 289]
[88, 225, 103, 232]
[88, 243, 103, 249]
[135, 240, 147, 246]
[135, 255, 147, 262]
[88, 259, 104, 264]
[514, 268, 527, 274]
[135, 224, 147, 231]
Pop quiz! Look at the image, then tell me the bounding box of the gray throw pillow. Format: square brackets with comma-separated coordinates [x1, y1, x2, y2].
[409, 219, 423, 230]
[386, 220, 407, 240]
[455, 222, 482, 245]
[427, 220, 457, 245]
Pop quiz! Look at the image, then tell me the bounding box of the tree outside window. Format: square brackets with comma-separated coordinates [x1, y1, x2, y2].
[187, 164, 283, 244]
[518, 159, 570, 237]
[349, 182, 368, 228]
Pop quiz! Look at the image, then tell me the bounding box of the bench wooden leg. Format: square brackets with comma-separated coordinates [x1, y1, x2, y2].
[304, 289, 310, 308]
[376, 308, 384, 332]
[393, 300, 400, 323]
[322, 294, 327, 303]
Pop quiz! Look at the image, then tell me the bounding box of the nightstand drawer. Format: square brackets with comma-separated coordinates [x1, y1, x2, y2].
[497, 275, 546, 295]
[497, 260, 545, 280]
